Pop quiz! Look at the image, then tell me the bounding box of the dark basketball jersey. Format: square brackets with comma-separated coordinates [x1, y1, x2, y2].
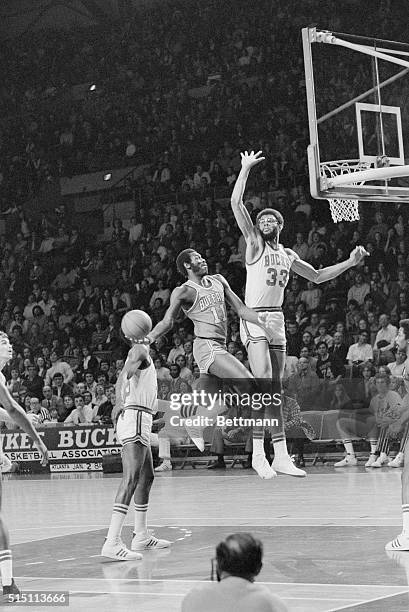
[182, 276, 227, 340]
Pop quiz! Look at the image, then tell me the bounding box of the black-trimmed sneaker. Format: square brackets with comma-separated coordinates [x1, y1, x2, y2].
[3, 579, 20, 602]
[131, 531, 171, 551]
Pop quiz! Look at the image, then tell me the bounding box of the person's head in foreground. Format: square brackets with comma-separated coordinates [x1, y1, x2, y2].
[213, 532, 263, 582]
[181, 532, 288, 611]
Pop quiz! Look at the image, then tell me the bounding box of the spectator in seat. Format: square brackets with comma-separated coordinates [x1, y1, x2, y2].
[45, 351, 74, 386]
[80, 346, 100, 375]
[35, 356, 47, 380]
[111, 288, 128, 315]
[313, 323, 334, 349]
[154, 356, 171, 383]
[93, 384, 108, 410]
[299, 346, 317, 372]
[6, 369, 23, 401]
[329, 331, 348, 365]
[181, 533, 288, 612]
[287, 357, 321, 412]
[26, 397, 47, 427]
[373, 313, 397, 365]
[316, 342, 344, 381]
[38, 289, 56, 317]
[29, 305, 47, 334]
[183, 340, 195, 371]
[286, 321, 301, 357]
[208, 405, 254, 470]
[299, 281, 322, 312]
[387, 349, 407, 379]
[23, 364, 44, 400]
[167, 335, 185, 364]
[175, 354, 194, 386]
[91, 318, 107, 351]
[346, 331, 373, 375]
[304, 312, 320, 338]
[101, 313, 121, 353]
[41, 385, 59, 413]
[168, 363, 185, 394]
[52, 266, 72, 292]
[347, 273, 370, 306]
[64, 394, 93, 424]
[51, 372, 73, 400]
[84, 371, 97, 399]
[92, 386, 115, 425]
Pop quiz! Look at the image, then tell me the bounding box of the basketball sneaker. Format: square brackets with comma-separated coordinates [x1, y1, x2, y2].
[155, 461, 172, 472]
[371, 452, 390, 468]
[3, 579, 20, 602]
[272, 457, 306, 477]
[365, 453, 378, 467]
[388, 452, 404, 468]
[252, 454, 277, 479]
[385, 533, 409, 551]
[101, 538, 142, 561]
[131, 531, 171, 551]
[334, 454, 358, 467]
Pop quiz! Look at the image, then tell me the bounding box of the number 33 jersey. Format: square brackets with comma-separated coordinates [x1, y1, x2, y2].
[245, 243, 296, 308]
[182, 276, 227, 340]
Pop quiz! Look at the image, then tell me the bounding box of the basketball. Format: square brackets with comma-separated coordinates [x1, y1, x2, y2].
[121, 310, 152, 340]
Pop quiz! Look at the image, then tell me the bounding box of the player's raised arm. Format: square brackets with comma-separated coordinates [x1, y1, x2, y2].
[147, 285, 190, 343]
[288, 246, 369, 284]
[230, 150, 265, 241]
[0, 383, 48, 465]
[124, 343, 150, 379]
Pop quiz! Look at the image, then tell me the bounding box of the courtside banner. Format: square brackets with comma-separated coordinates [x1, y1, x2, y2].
[1, 425, 121, 472]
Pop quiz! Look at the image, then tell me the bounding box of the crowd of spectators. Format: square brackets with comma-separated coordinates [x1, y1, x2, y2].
[1, 0, 409, 468]
[0, 0, 399, 209]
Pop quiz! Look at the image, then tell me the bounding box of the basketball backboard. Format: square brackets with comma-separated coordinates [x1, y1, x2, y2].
[302, 27, 409, 203]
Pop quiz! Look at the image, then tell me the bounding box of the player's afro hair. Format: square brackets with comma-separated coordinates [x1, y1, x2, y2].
[176, 248, 196, 277]
[256, 208, 284, 228]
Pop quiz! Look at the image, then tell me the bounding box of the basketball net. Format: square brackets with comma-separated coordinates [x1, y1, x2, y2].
[320, 160, 371, 223]
[328, 198, 359, 223]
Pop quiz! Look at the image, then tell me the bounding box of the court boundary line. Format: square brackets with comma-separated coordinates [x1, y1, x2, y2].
[15, 577, 409, 589]
[326, 588, 409, 611]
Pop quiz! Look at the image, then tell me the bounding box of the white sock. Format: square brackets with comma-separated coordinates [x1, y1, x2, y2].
[253, 438, 264, 456]
[106, 503, 128, 543]
[344, 441, 355, 455]
[0, 549, 13, 586]
[159, 438, 170, 460]
[369, 440, 377, 454]
[134, 503, 148, 537]
[403, 505, 409, 534]
[272, 440, 289, 460]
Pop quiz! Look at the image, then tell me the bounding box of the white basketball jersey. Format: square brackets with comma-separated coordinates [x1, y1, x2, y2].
[245, 243, 296, 308]
[119, 351, 158, 414]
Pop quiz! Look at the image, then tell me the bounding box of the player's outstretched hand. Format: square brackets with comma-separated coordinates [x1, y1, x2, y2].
[349, 245, 369, 265]
[35, 440, 49, 466]
[241, 150, 265, 170]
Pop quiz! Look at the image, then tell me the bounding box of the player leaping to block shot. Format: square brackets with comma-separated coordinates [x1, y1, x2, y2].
[231, 150, 369, 476]
[147, 249, 281, 479]
[0, 332, 48, 601]
[101, 316, 171, 561]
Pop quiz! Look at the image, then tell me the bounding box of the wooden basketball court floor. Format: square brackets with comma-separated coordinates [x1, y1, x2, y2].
[2, 466, 409, 611]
